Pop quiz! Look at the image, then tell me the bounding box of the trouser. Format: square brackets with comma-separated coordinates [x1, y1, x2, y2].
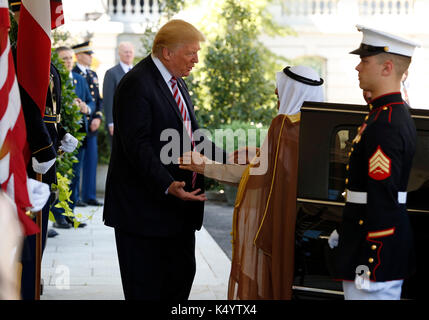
[70, 145, 85, 210]
[114, 229, 196, 300]
[20, 193, 53, 300]
[343, 280, 403, 300]
[82, 134, 98, 202]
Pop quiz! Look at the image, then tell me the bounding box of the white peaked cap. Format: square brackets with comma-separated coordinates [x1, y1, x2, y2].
[350, 25, 420, 57]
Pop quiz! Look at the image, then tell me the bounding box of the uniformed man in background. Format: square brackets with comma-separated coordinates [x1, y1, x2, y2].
[71, 41, 103, 207]
[333, 25, 420, 300]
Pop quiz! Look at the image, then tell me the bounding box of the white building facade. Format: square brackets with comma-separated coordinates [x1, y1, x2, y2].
[59, 0, 429, 108]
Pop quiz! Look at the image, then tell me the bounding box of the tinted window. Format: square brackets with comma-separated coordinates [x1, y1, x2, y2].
[328, 126, 357, 201]
[407, 130, 429, 210]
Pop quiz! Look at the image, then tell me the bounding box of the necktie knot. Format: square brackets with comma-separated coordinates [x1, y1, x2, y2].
[170, 76, 177, 85]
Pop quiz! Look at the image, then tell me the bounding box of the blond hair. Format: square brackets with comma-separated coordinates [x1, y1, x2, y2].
[152, 19, 205, 57]
[376, 52, 411, 79]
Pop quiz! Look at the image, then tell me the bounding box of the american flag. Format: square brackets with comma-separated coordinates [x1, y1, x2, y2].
[0, 0, 39, 235]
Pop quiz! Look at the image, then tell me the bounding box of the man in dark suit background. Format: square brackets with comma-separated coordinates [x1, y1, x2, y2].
[103, 19, 226, 300]
[103, 41, 135, 148]
[72, 41, 103, 207]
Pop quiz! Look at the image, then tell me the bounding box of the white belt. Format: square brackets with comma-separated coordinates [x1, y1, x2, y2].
[345, 189, 407, 204]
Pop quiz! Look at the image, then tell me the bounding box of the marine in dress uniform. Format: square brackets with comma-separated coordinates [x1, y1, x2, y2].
[334, 25, 420, 300]
[71, 41, 103, 206]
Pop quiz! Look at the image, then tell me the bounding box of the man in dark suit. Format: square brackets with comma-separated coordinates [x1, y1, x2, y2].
[103, 19, 226, 300]
[72, 41, 103, 207]
[103, 41, 135, 148]
[51, 46, 94, 228]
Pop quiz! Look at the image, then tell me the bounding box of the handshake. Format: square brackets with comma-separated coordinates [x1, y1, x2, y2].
[178, 146, 261, 173]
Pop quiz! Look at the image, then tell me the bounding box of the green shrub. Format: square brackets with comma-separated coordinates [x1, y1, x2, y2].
[203, 120, 269, 191]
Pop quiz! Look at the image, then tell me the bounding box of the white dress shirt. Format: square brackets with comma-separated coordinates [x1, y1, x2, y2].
[119, 60, 133, 74]
[75, 62, 87, 75]
[151, 54, 191, 114]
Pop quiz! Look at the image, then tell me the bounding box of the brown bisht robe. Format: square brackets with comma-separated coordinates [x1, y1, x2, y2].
[228, 113, 300, 300]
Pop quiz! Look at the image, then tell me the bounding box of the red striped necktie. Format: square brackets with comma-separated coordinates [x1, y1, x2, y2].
[170, 76, 197, 188]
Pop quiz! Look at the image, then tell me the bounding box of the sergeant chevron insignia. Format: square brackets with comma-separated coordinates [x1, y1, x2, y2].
[368, 146, 391, 180]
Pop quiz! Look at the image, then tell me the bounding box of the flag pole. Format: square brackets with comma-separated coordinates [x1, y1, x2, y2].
[35, 173, 43, 300]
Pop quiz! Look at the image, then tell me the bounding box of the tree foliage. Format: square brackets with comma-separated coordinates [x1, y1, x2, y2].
[139, 0, 186, 56]
[190, 0, 291, 129]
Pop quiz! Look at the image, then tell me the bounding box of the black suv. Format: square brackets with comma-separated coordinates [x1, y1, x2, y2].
[293, 101, 429, 299]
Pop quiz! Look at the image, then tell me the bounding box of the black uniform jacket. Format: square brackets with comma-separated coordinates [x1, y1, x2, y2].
[72, 65, 103, 137]
[335, 92, 416, 282]
[14, 49, 65, 185]
[103, 55, 226, 237]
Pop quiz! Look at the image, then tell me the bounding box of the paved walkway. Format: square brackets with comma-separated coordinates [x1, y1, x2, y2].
[40, 201, 232, 300]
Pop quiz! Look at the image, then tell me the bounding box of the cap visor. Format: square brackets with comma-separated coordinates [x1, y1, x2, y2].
[349, 47, 377, 57]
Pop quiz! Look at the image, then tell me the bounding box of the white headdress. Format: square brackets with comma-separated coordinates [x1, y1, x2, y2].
[276, 65, 324, 115]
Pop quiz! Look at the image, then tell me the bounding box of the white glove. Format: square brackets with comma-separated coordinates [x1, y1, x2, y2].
[59, 133, 78, 153]
[32, 157, 56, 175]
[26, 178, 50, 212]
[328, 229, 339, 249]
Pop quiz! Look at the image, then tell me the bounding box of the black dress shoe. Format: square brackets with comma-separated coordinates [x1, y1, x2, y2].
[85, 199, 103, 206]
[47, 229, 59, 238]
[53, 219, 71, 229]
[75, 200, 88, 207]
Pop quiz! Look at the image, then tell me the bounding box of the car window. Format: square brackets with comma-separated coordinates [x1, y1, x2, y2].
[328, 126, 357, 201]
[407, 130, 429, 210]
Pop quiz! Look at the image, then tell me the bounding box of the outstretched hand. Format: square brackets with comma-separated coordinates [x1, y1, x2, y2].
[167, 181, 207, 202]
[178, 151, 208, 174]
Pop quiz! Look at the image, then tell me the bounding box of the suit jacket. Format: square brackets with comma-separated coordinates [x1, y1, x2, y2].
[71, 71, 95, 136]
[102, 63, 125, 128]
[103, 55, 226, 237]
[72, 65, 103, 137]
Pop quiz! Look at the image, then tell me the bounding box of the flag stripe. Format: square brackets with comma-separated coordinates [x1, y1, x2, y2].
[17, 2, 52, 116]
[0, 13, 39, 235]
[22, 0, 51, 37]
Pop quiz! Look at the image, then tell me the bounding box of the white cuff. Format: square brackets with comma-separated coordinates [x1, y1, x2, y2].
[328, 229, 339, 249]
[27, 178, 50, 212]
[60, 133, 78, 153]
[32, 157, 55, 175]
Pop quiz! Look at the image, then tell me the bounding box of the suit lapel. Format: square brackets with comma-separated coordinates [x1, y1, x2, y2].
[115, 64, 125, 77]
[146, 56, 198, 136]
[147, 57, 184, 122]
